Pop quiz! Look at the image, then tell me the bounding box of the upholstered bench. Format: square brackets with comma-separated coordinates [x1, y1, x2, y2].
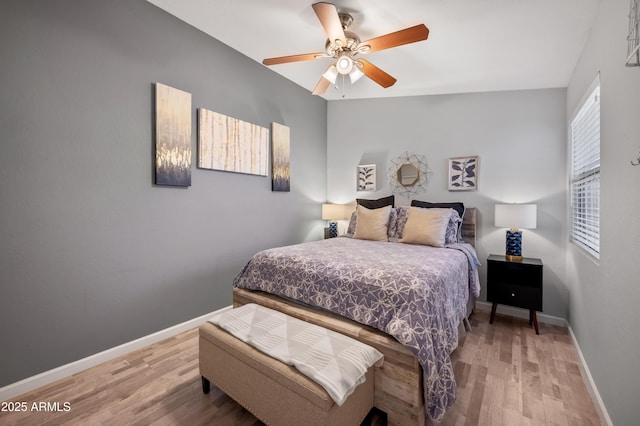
[199, 307, 378, 426]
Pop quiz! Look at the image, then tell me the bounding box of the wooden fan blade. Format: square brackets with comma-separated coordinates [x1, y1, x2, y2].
[263, 53, 326, 66]
[356, 59, 397, 88]
[312, 2, 346, 45]
[358, 24, 429, 54]
[312, 76, 332, 95]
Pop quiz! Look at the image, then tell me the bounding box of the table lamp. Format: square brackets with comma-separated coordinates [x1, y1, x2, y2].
[495, 204, 537, 261]
[322, 204, 347, 238]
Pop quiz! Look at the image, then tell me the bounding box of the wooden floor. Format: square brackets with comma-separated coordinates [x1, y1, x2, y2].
[441, 311, 601, 426]
[1, 310, 600, 426]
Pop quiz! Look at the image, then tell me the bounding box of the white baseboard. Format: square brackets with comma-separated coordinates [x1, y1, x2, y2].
[2, 302, 613, 426]
[474, 301, 612, 425]
[0, 305, 232, 402]
[474, 301, 566, 327]
[567, 324, 613, 426]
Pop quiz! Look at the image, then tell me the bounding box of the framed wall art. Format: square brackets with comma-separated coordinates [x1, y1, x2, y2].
[448, 156, 478, 191]
[626, 0, 639, 66]
[155, 83, 192, 187]
[271, 122, 290, 192]
[357, 164, 376, 191]
[198, 108, 269, 176]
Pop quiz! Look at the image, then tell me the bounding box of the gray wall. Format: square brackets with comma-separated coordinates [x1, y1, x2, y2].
[566, 0, 640, 424]
[0, 0, 327, 386]
[327, 89, 568, 317]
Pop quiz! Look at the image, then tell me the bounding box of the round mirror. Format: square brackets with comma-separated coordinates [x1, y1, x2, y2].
[397, 163, 419, 186]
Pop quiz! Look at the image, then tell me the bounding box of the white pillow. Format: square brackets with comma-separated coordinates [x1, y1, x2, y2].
[353, 204, 392, 242]
[399, 207, 453, 247]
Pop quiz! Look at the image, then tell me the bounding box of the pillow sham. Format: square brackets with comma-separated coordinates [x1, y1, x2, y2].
[387, 206, 460, 244]
[353, 204, 392, 242]
[347, 211, 357, 235]
[444, 211, 462, 244]
[390, 206, 410, 238]
[357, 195, 395, 209]
[410, 200, 465, 241]
[347, 205, 397, 238]
[399, 207, 453, 247]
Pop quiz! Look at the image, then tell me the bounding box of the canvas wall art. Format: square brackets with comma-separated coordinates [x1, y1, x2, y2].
[357, 164, 376, 191]
[198, 108, 269, 176]
[271, 122, 290, 192]
[448, 156, 478, 191]
[155, 83, 192, 187]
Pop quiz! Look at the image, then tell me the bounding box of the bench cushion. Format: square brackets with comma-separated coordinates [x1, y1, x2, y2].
[208, 303, 383, 406]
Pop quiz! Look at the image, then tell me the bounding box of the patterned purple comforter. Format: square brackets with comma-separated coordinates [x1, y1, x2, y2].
[233, 237, 480, 423]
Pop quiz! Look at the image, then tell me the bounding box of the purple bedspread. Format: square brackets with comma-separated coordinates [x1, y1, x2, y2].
[233, 237, 480, 423]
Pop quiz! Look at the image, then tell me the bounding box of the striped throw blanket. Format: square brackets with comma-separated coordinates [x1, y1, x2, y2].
[208, 303, 384, 406]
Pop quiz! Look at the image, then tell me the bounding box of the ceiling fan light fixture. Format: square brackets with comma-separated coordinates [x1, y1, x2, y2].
[349, 66, 364, 83]
[322, 64, 338, 84]
[336, 54, 353, 74]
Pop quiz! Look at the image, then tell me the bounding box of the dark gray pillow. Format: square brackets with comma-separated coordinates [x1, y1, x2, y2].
[357, 195, 395, 209]
[410, 200, 465, 219]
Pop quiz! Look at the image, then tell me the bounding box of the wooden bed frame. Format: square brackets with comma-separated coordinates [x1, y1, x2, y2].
[232, 208, 477, 426]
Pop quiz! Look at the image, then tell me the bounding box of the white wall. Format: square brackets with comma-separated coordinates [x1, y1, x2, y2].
[327, 89, 568, 317]
[566, 1, 640, 424]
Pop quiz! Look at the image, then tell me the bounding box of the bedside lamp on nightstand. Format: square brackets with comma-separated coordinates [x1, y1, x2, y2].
[322, 204, 348, 238]
[495, 204, 537, 261]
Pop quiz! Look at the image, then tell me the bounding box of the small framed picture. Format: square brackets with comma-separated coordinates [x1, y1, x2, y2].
[448, 156, 478, 191]
[357, 164, 376, 192]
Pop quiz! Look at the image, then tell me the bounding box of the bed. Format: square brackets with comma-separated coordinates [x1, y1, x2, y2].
[232, 205, 478, 425]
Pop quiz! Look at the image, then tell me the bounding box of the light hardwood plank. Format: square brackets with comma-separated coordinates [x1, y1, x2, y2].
[440, 311, 601, 426]
[1, 311, 600, 425]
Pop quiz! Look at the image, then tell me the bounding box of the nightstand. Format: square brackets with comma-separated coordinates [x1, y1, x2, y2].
[487, 254, 543, 334]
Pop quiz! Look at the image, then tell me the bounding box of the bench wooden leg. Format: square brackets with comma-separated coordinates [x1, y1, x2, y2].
[489, 302, 497, 324]
[201, 375, 210, 394]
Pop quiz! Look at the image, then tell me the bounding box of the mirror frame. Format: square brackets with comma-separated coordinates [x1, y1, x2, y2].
[388, 152, 431, 197]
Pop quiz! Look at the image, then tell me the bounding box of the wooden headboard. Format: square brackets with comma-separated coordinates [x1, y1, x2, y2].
[461, 207, 477, 248]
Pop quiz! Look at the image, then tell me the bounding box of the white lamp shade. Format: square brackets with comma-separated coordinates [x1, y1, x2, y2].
[349, 66, 364, 83]
[322, 65, 338, 84]
[335, 54, 353, 74]
[495, 204, 537, 229]
[322, 204, 348, 221]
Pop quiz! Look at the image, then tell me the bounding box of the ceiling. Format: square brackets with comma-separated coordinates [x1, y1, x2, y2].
[147, 0, 601, 101]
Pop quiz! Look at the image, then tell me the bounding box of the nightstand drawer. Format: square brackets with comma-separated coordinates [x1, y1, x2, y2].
[488, 283, 542, 311]
[487, 261, 542, 288]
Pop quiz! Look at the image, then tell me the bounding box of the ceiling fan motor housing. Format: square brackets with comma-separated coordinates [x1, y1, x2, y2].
[325, 30, 360, 56]
[338, 12, 353, 30]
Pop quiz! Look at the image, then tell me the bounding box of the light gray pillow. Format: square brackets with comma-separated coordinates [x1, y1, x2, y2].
[399, 207, 453, 247]
[353, 205, 392, 242]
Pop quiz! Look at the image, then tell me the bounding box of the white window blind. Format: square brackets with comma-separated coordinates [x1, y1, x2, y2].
[570, 84, 600, 258]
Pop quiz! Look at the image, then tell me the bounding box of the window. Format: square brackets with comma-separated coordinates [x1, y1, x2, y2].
[569, 81, 600, 259]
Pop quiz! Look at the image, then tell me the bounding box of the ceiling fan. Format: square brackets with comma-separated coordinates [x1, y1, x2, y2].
[262, 2, 429, 95]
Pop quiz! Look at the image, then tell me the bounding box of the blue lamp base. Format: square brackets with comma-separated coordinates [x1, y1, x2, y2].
[329, 221, 338, 238]
[505, 229, 523, 261]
